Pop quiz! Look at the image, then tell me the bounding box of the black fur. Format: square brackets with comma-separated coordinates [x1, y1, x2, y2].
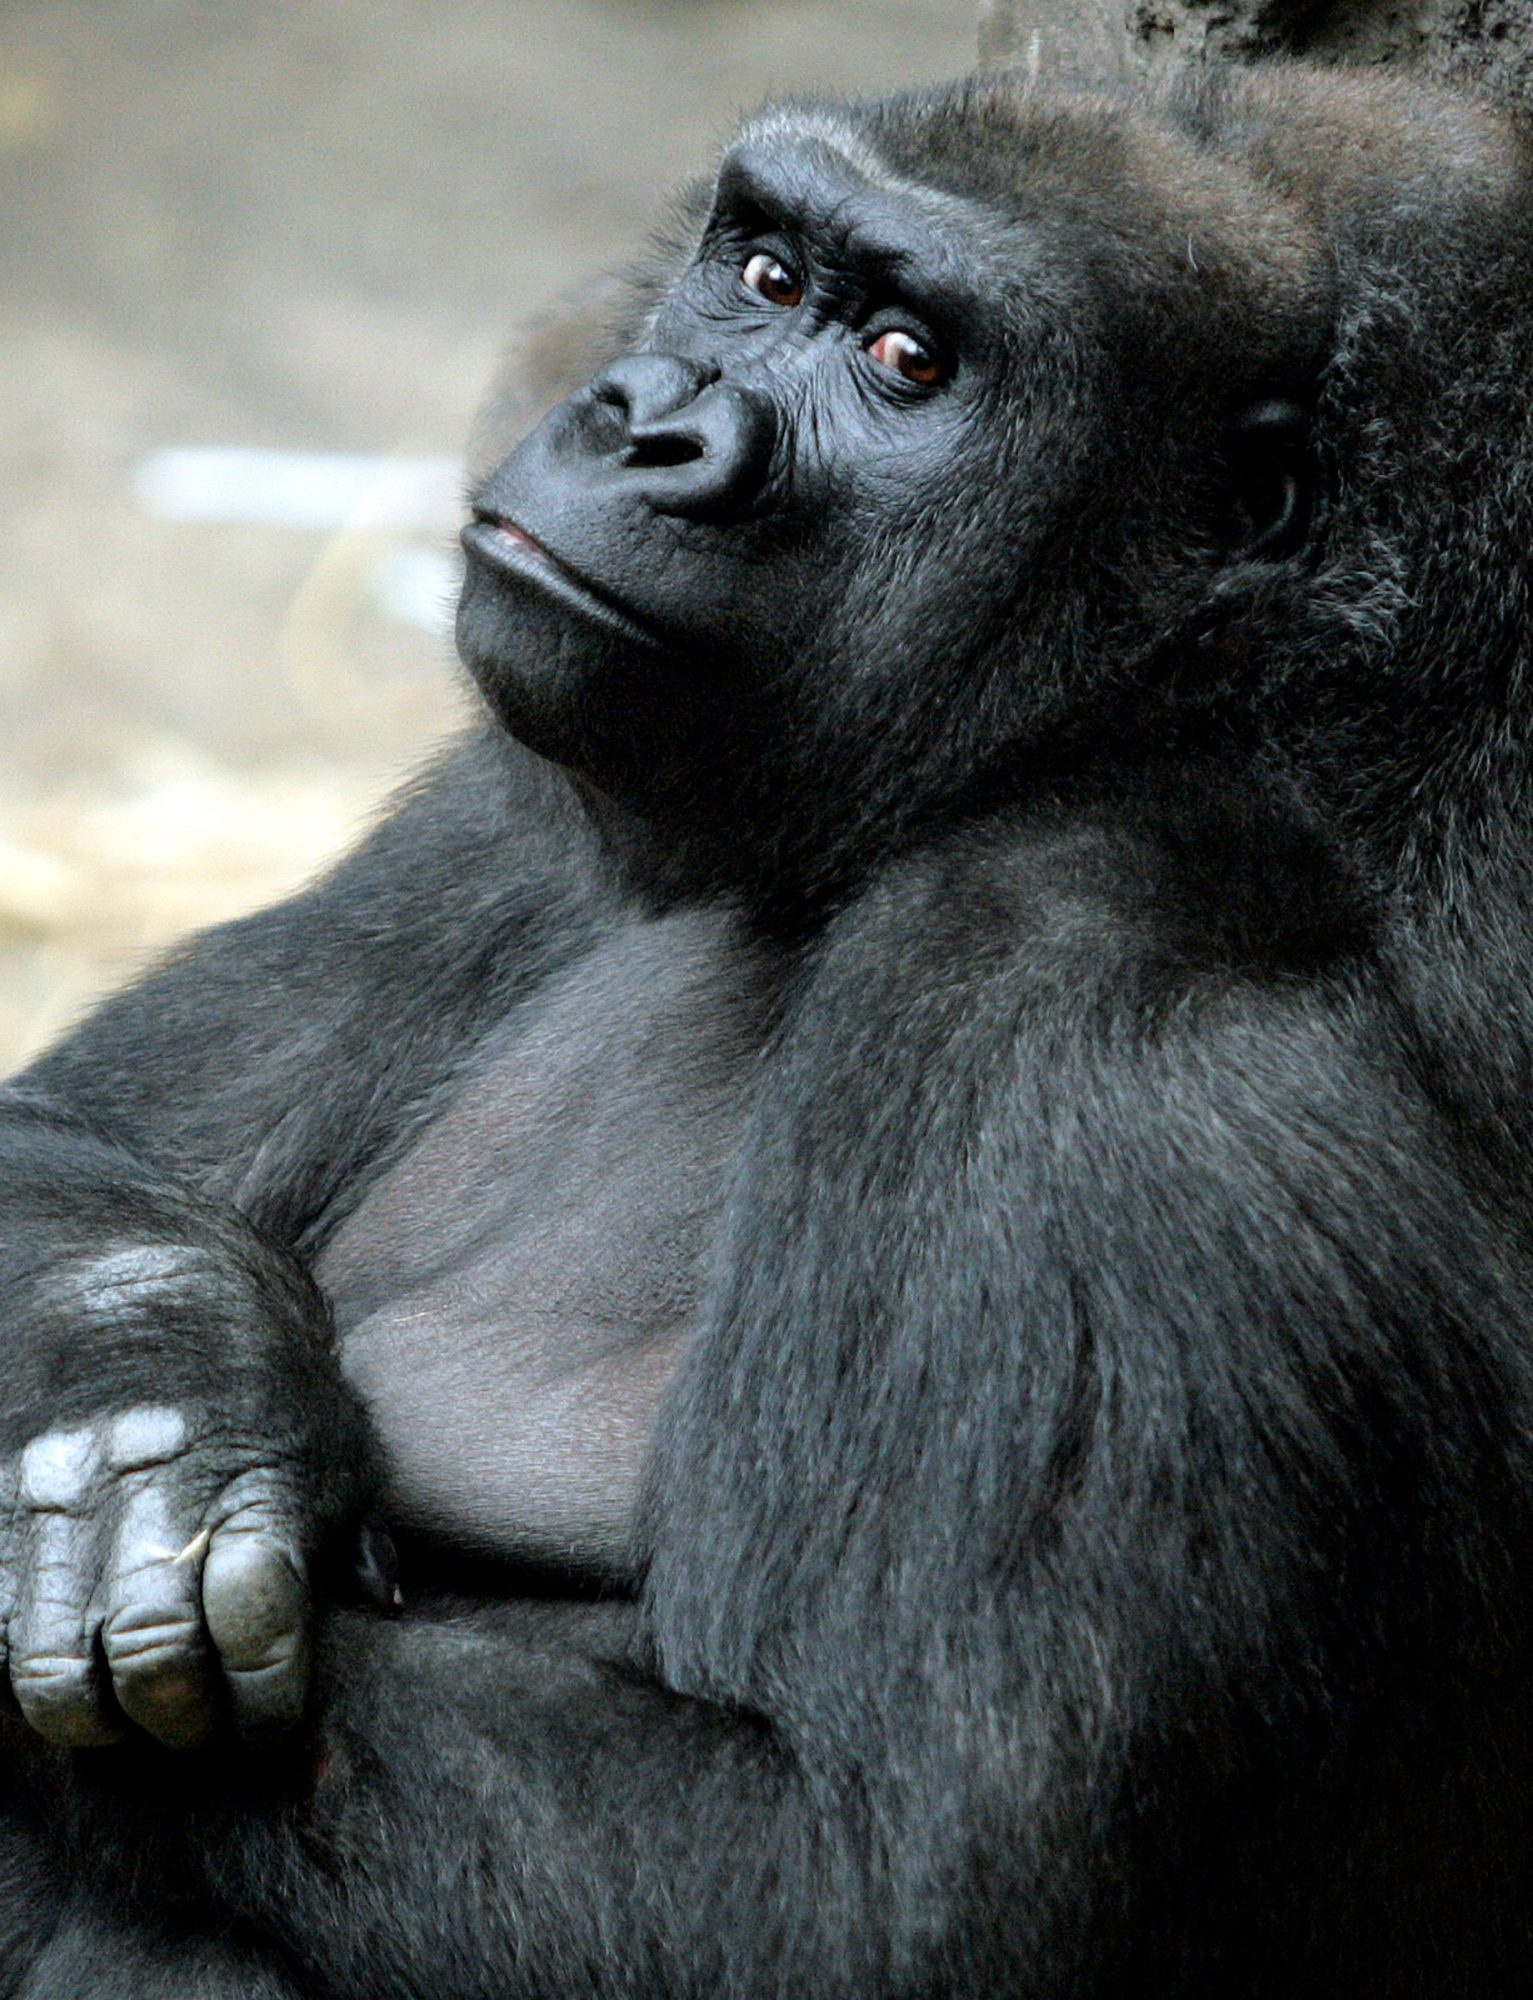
[3, 61, 1533, 1998]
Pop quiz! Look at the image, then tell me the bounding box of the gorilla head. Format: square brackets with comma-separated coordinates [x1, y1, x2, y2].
[457, 67, 1531, 912]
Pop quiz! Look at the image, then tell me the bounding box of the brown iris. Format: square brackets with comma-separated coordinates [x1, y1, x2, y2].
[741, 252, 803, 308]
[866, 329, 943, 387]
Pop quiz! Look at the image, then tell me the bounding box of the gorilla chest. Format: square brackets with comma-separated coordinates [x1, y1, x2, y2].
[315, 910, 774, 1573]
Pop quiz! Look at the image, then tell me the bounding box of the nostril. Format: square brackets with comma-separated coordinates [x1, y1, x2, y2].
[570, 366, 773, 522]
[624, 429, 706, 470]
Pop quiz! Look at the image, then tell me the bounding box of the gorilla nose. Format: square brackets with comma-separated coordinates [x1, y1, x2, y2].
[585, 354, 777, 522]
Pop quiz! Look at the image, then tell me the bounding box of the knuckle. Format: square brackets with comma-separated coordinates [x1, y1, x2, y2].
[11, 1650, 91, 1701]
[224, 1643, 310, 1732]
[25, 1528, 98, 1634]
[111, 1479, 200, 1576]
[111, 1658, 216, 1748]
[101, 1606, 202, 1679]
[226, 1633, 304, 1682]
[203, 1534, 307, 1670]
[18, 1429, 100, 1513]
[11, 1654, 117, 1747]
[212, 1464, 300, 1525]
[102, 1406, 191, 1475]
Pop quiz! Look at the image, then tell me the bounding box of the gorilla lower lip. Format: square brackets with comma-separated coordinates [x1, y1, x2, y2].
[461, 515, 661, 650]
[487, 520, 551, 563]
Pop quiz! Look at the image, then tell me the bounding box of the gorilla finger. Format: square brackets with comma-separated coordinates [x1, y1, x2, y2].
[10, 1431, 121, 1747]
[99, 1478, 217, 1750]
[202, 1497, 310, 1733]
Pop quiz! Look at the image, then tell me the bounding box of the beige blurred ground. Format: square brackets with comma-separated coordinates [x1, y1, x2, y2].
[0, 0, 975, 1072]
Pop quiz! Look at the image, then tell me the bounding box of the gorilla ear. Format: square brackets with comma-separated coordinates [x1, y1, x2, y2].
[1225, 398, 1314, 561]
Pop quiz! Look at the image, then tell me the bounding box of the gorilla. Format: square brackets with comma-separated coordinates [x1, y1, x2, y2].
[0, 55, 1532, 2000]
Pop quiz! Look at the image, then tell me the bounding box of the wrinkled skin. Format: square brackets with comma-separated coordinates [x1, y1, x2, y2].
[2, 60, 1533, 2000]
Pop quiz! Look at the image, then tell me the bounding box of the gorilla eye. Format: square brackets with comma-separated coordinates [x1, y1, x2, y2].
[741, 252, 803, 309]
[866, 328, 944, 387]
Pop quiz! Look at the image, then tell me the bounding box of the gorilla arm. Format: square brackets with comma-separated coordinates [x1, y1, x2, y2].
[34, 808, 1531, 1999]
[0, 726, 610, 1754]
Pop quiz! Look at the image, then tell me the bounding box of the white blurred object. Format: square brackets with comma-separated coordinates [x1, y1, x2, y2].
[134, 448, 462, 531]
[368, 547, 463, 635]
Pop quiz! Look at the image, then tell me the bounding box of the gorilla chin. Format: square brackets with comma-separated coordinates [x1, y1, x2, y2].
[455, 520, 682, 792]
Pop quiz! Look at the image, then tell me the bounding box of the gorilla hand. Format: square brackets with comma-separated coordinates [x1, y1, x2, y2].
[0, 1406, 326, 1750]
[0, 1194, 383, 1754]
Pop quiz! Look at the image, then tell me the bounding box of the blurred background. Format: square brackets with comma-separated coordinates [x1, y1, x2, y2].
[0, 0, 975, 1072]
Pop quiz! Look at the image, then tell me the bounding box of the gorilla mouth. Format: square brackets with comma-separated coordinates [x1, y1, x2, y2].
[461, 513, 662, 651]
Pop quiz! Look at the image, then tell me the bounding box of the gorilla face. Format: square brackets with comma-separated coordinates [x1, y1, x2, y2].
[456, 82, 1333, 890]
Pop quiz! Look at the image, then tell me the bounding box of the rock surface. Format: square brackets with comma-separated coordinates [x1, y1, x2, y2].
[980, 0, 1533, 99]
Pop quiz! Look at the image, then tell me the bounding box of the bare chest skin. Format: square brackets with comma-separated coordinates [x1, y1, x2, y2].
[315, 909, 778, 1579]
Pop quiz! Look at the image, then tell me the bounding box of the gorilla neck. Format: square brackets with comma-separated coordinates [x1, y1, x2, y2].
[565, 769, 857, 928]
[561, 730, 988, 933]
